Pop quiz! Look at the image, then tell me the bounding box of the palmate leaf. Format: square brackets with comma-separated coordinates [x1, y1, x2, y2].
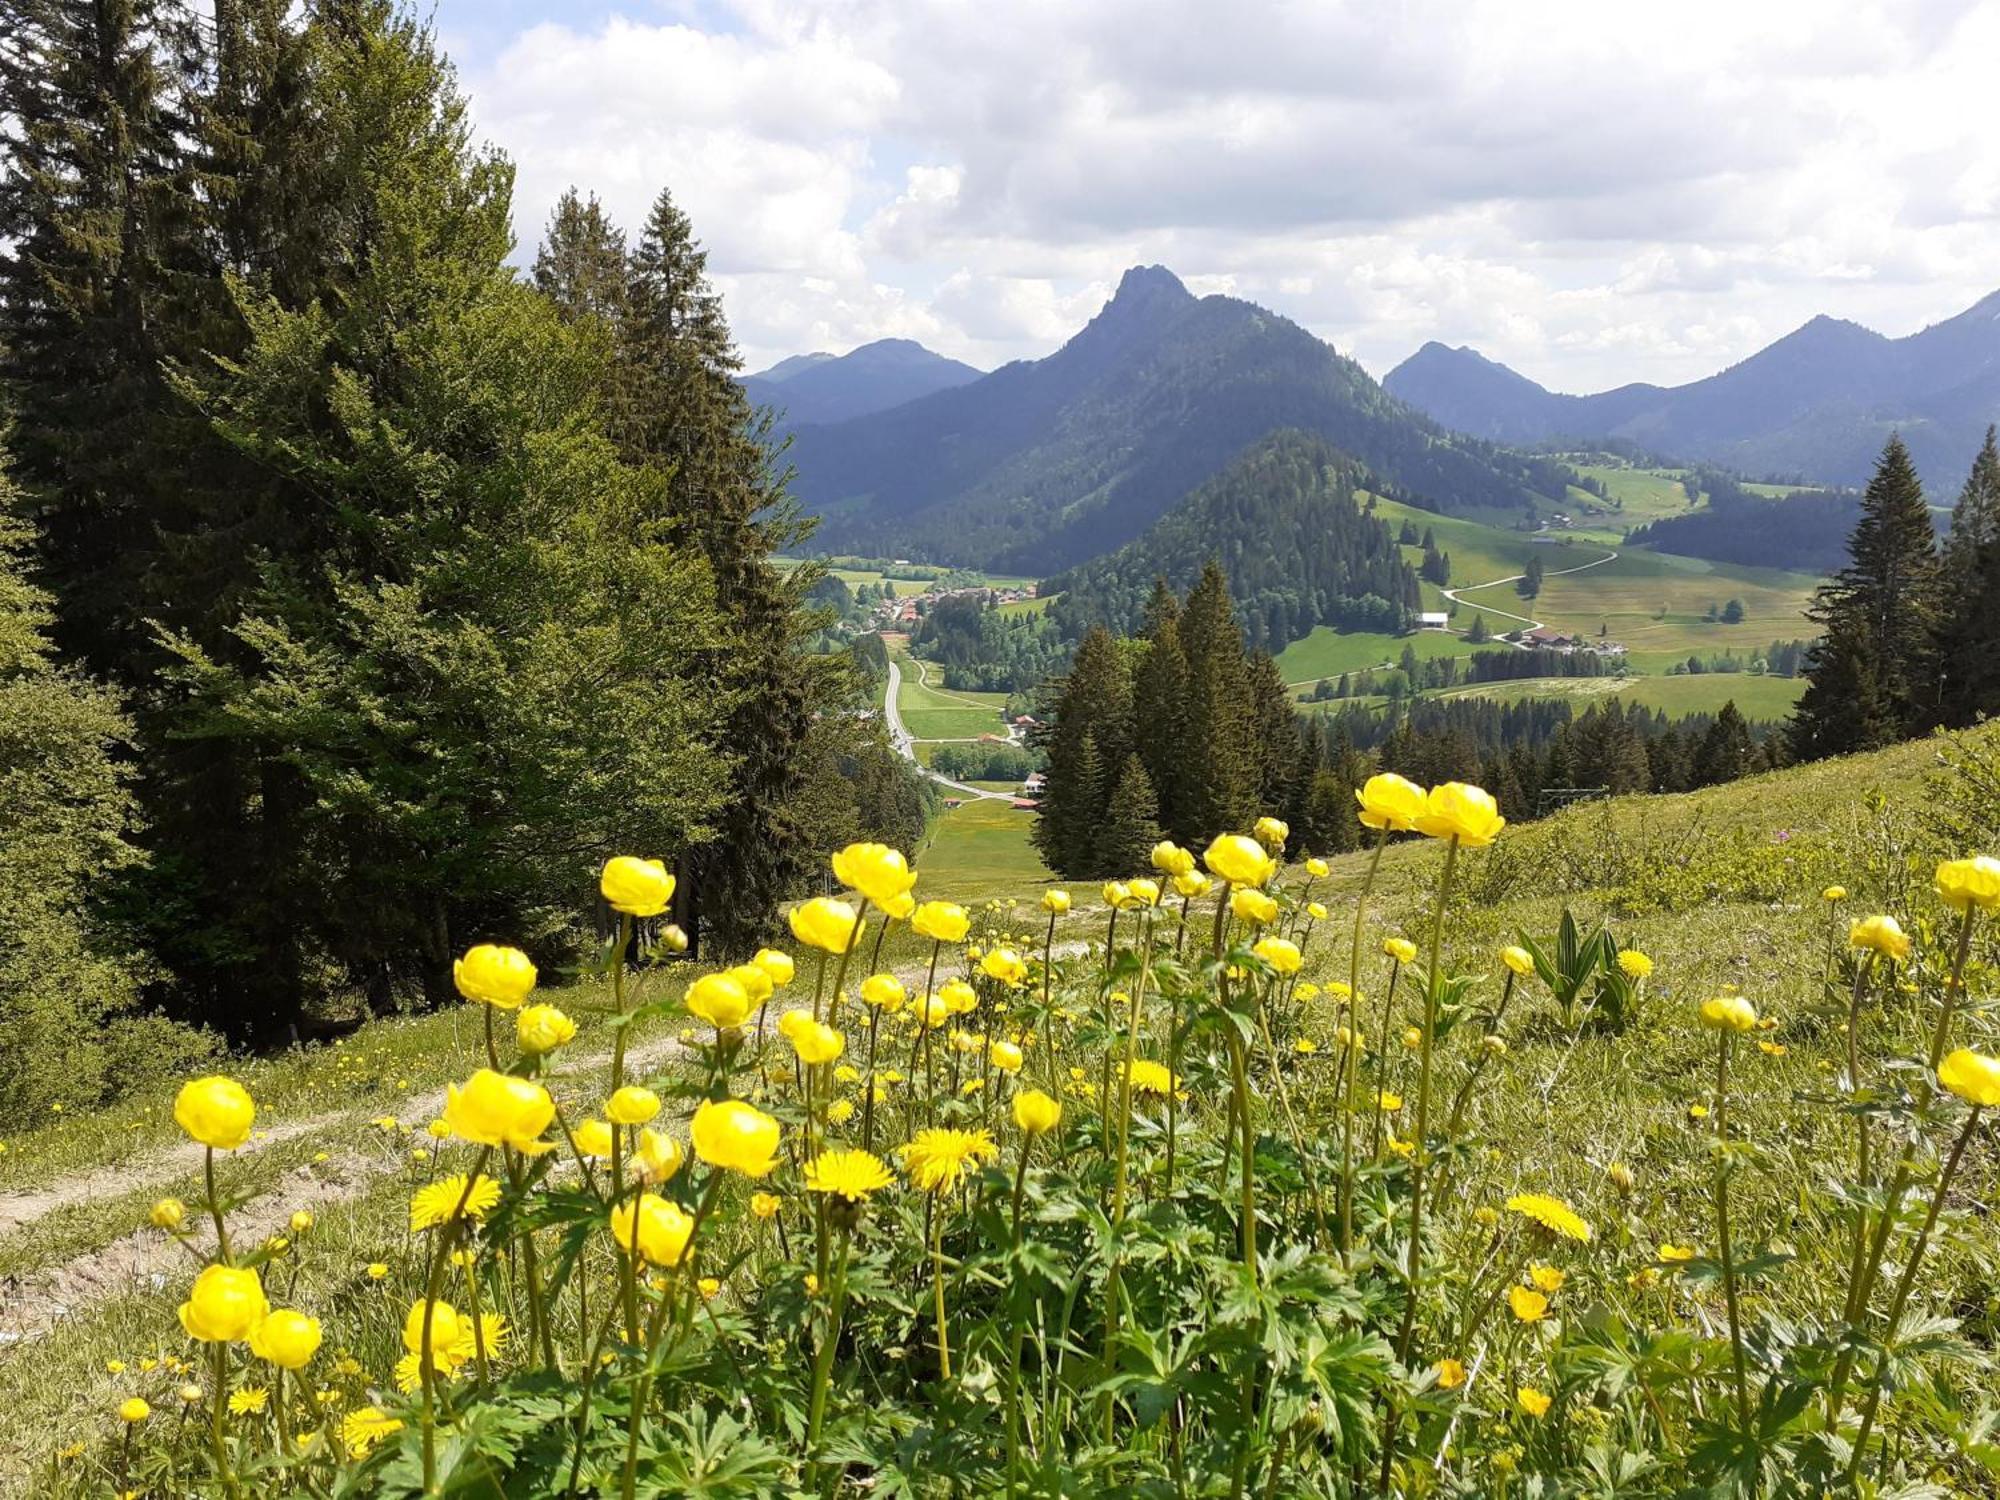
[635, 1409, 786, 1497]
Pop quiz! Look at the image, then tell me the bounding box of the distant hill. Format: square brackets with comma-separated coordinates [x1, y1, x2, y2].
[788, 266, 1576, 574]
[1384, 290, 2000, 490]
[1047, 430, 1421, 653]
[741, 339, 981, 426]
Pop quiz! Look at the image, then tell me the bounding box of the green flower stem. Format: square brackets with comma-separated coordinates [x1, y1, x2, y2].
[1843, 1104, 1983, 1484]
[1712, 1030, 1750, 1430]
[210, 1341, 237, 1499]
[822, 895, 871, 1033]
[805, 1225, 856, 1482]
[1102, 914, 1158, 1378]
[1041, 907, 1058, 1072]
[1253, 981, 1329, 1252]
[1005, 1135, 1036, 1495]
[419, 1148, 493, 1496]
[1394, 836, 1460, 1367]
[205, 1147, 232, 1265]
[1341, 829, 1391, 1258]
[862, 1004, 885, 1152]
[1370, 959, 1404, 1159]
[929, 1206, 953, 1379]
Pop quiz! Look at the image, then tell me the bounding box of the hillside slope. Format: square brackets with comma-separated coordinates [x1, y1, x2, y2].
[789, 266, 1577, 573]
[742, 338, 982, 425]
[1385, 289, 2000, 489]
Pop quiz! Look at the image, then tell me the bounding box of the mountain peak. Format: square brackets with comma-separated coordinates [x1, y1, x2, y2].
[1109, 264, 1193, 309]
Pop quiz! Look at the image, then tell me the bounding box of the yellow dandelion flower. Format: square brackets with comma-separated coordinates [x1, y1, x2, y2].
[229, 1387, 269, 1415]
[409, 1174, 502, 1233]
[803, 1148, 895, 1203]
[898, 1128, 999, 1195]
[1505, 1192, 1593, 1243]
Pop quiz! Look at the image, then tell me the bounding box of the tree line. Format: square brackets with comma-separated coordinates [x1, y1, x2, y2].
[0, 0, 918, 1100]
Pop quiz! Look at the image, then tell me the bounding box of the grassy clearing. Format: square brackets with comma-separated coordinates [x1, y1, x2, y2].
[1276, 624, 1475, 686]
[1440, 670, 1806, 719]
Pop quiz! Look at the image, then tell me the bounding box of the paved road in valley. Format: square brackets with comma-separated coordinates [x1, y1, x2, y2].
[883, 655, 1008, 801]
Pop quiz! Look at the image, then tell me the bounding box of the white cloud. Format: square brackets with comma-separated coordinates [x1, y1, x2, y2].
[450, 0, 2000, 390]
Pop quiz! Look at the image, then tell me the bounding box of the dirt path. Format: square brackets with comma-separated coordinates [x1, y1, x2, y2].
[1440, 546, 1619, 637]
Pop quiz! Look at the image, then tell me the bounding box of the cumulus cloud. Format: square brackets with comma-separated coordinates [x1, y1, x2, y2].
[448, 0, 2000, 389]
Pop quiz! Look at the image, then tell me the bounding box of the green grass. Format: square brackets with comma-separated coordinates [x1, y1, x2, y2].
[1275, 625, 1476, 686]
[912, 796, 1064, 907]
[1440, 671, 1806, 719]
[894, 652, 1012, 741]
[994, 593, 1058, 617]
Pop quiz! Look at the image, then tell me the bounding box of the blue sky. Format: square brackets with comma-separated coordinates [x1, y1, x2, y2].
[433, 0, 2000, 388]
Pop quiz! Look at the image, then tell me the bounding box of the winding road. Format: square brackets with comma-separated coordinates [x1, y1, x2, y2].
[1439, 545, 1620, 640]
[883, 654, 1009, 801]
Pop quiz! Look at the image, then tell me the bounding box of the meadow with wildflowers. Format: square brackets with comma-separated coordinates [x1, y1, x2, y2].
[13, 730, 2000, 1498]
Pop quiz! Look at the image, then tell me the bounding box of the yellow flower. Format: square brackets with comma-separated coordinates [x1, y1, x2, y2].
[1517, 1386, 1551, 1418]
[1101, 880, 1129, 910]
[1848, 914, 1912, 960]
[606, 1086, 661, 1126]
[117, 1396, 150, 1423]
[1699, 995, 1759, 1033]
[178, 1265, 268, 1343]
[635, 1129, 685, 1183]
[515, 1003, 576, 1055]
[1253, 815, 1289, 851]
[1306, 856, 1330, 878]
[572, 1118, 614, 1160]
[686, 973, 754, 1031]
[1606, 1160, 1635, 1193]
[1305, 901, 1328, 921]
[1403, 1026, 1422, 1049]
[1355, 772, 1427, 832]
[611, 1193, 696, 1267]
[750, 1192, 782, 1219]
[989, 1039, 1025, 1073]
[1294, 1038, 1318, 1055]
[341, 1407, 403, 1459]
[1500, 945, 1534, 977]
[1151, 841, 1195, 876]
[912, 901, 971, 943]
[1688, 1103, 1710, 1119]
[1629, 1266, 1661, 1289]
[1823, 885, 1848, 901]
[1124, 878, 1162, 908]
[804, 1147, 895, 1202]
[150, 1197, 186, 1231]
[1658, 1243, 1696, 1262]
[791, 1022, 846, 1067]
[366, 1263, 389, 1280]
[1377, 1090, 1403, 1111]
[831, 842, 916, 909]
[1041, 889, 1072, 915]
[1528, 1264, 1565, 1293]
[1435, 1359, 1466, 1390]
[1252, 936, 1302, 974]
[1012, 1088, 1063, 1136]
[881, 890, 916, 922]
[174, 1076, 255, 1152]
[940, 978, 979, 1015]
[600, 856, 675, 917]
[1508, 1286, 1548, 1323]
[229, 1387, 268, 1416]
[1616, 949, 1653, 981]
[698, 1277, 721, 1300]
[249, 1309, 322, 1370]
[1935, 855, 2000, 912]
[1386, 1136, 1415, 1157]
[691, 1099, 782, 1177]
[827, 1098, 856, 1124]
[1758, 1040, 1787, 1056]
[790, 896, 863, 954]
[980, 948, 1029, 986]
[1505, 1192, 1593, 1243]
[1204, 833, 1277, 888]
[445, 1069, 555, 1154]
[899, 1127, 999, 1194]
[752, 948, 796, 987]
[410, 1173, 502, 1232]
[1938, 1048, 2000, 1106]
[861, 973, 908, 1012]
[1414, 782, 1505, 847]
[1383, 936, 1418, 964]
[452, 944, 537, 1009]
[1172, 871, 1212, 899]
[1124, 1058, 1178, 1097]
[1230, 887, 1278, 926]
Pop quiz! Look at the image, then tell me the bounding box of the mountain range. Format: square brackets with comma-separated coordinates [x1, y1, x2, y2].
[741, 338, 981, 426]
[1384, 291, 2000, 490]
[784, 267, 1574, 573]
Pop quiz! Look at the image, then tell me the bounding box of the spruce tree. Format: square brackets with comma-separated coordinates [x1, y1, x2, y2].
[1095, 755, 1163, 876]
[1175, 562, 1256, 842]
[1934, 427, 2000, 726]
[533, 189, 630, 325]
[1692, 702, 1753, 787]
[1131, 578, 1188, 837]
[1033, 627, 1131, 876]
[1791, 435, 1939, 758]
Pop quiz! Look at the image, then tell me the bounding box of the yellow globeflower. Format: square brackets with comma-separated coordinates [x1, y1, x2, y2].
[728, 962, 774, 1005]
[150, 1197, 186, 1231]
[1230, 887, 1278, 926]
[444, 1069, 555, 1154]
[1204, 833, 1277, 888]
[174, 1076, 255, 1152]
[1306, 857, 1330, 878]
[401, 1299, 464, 1365]
[606, 1086, 661, 1126]
[690, 1099, 782, 1177]
[1252, 936, 1302, 975]
[1698, 995, 1759, 1033]
[634, 1128, 685, 1184]
[515, 1003, 576, 1055]
[610, 1193, 695, 1267]
[861, 973, 908, 1012]
[939, 978, 979, 1015]
[912, 901, 971, 943]
[1383, 936, 1418, 964]
[1150, 841, 1195, 877]
[777, 1006, 815, 1042]
[1125, 878, 1162, 909]
[1500, 945, 1535, 978]
[1356, 772, 1427, 832]
[1935, 855, 2000, 912]
[989, 1039, 1025, 1073]
[980, 948, 1029, 986]
[803, 1148, 895, 1203]
[600, 856, 675, 917]
[178, 1265, 268, 1343]
[1254, 815, 1289, 852]
[118, 1397, 150, 1423]
[1012, 1088, 1063, 1135]
[686, 973, 754, 1031]
[791, 1021, 846, 1067]
[790, 896, 863, 954]
[881, 890, 917, 922]
[752, 948, 796, 987]
[830, 842, 917, 909]
[1041, 889, 1072, 915]
[1414, 782, 1506, 848]
[1507, 1286, 1548, 1323]
[749, 1192, 782, 1219]
[1101, 880, 1130, 910]
[1306, 901, 1328, 921]
[1172, 870, 1211, 899]
[1848, 914, 1912, 960]
[1823, 885, 1848, 902]
[249, 1309, 322, 1370]
[1938, 1048, 2000, 1106]
[1616, 949, 1653, 981]
[452, 944, 537, 1009]
[572, 1118, 614, 1160]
